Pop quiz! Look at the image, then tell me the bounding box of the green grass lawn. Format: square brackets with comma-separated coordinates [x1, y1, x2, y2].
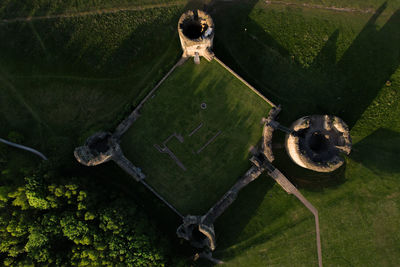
[121, 59, 272, 214]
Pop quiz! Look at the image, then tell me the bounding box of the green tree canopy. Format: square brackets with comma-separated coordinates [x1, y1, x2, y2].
[0, 168, 177, 266]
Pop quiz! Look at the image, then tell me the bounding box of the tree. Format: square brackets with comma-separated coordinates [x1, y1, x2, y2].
[0, 166, 180, 266]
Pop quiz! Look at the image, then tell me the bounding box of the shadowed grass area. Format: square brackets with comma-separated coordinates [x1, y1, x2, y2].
[0, 6, 184, 165]
[121, 59, 272, 214]
[0, 2, 196, 262]
[213, 1, 399, 127]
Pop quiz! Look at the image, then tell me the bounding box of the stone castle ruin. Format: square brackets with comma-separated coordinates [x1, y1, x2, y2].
[75, 10, 352, 266]
[74, 132, 116, 166]
[75, 132, 145, 181]
[286, 115, 352, 172]
[178, 10, 214, 63]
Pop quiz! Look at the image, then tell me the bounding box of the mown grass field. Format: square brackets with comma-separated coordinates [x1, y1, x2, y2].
[121, 59, 271, 214]
[0, 0, 399, 266]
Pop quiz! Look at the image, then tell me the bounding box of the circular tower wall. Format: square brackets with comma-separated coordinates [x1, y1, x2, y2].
[178, 10, 214, 63]
[285, 115, 352, 172]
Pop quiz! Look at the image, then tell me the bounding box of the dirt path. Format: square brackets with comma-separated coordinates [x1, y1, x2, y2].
[265, 1, 375, 14]
[0, 1, 183, 24]
[0, 137, 47, 160]
[11, 74, 123, 82]
[268, 168, 323, 267]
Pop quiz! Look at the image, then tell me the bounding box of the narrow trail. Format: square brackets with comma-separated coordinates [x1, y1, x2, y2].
[264, 1, 375, 14]
[11, 74, 124, 82]
[269, 168, 323, 267]
[0, 138, 47, 160]
[0, 1, 183, 24]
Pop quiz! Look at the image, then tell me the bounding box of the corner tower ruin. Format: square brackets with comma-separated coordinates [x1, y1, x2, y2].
[285, 115, 352, 172]
[178, 10, 214, 64]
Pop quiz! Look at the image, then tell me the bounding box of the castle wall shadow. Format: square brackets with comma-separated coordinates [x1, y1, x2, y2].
[351, 128, 400, 175]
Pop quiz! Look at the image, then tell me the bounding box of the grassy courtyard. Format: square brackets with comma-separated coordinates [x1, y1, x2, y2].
[121, 59, 272, 214]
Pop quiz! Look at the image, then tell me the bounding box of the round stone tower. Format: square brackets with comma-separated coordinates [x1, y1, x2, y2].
[178, 10, 214, 64]
[74, 132, 118, 166]
[176, 215, 216, 251]
[285, 115, 352, 172]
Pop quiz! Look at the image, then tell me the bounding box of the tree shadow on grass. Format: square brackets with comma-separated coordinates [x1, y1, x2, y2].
[351, 128, 400, 175]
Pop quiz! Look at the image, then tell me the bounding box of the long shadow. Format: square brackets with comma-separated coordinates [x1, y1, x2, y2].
[212, 174, 275, 244]
[101, 7, 183, 75]
[211, 1, 400, 181]
[211, 2, 333, 124]
[351, 128, 400, 175]
[212, 1, 400, 127]
[335, 3, 400, 127]
[310, 29, 340, 71]
[204, 0, 400, 258]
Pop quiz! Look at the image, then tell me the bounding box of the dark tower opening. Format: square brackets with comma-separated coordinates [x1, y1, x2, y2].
[182, 19, 204, 39]
[309, 132, 329, 153]
[88, 134, 110, 153]
[192, 228, 207, 245]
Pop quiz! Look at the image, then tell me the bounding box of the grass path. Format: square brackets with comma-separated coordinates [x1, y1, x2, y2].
[10, 74, 124, 82]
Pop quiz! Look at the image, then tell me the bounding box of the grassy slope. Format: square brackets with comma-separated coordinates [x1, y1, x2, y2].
[121, 59, 271, 214]
[208, 1, 400, 266]
[0, 0, 185, 19]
